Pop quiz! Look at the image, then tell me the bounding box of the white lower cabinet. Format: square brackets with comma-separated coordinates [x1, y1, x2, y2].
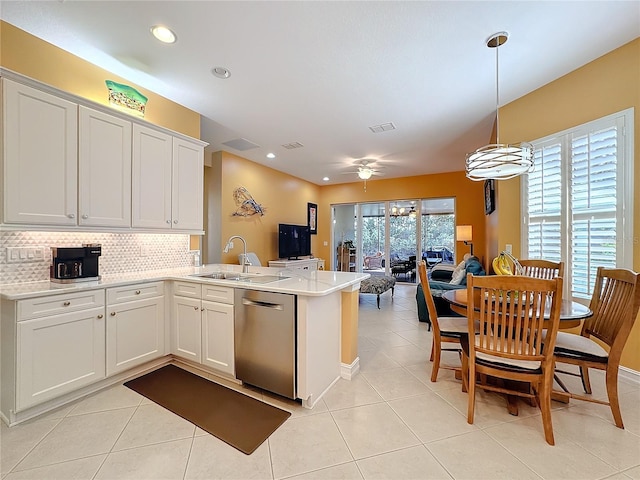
[16, 296, 106, 411]
[201, 301, 234, 375]
[106, 282, 165, 376]
[172, 282, 235, 376]
[172, 295, 202, 363]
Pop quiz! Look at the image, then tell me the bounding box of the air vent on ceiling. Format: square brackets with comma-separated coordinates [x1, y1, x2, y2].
[369, 122, 396, 133]
[281, 142, 304, 149]
[222, 138, 261, 151]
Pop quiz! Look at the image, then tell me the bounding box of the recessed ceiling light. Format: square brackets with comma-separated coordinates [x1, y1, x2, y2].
[150, 25, 177, 44]
[323, 177, 330, 182]
[211, 66, 231, 79]
[266, 153, 276, 159]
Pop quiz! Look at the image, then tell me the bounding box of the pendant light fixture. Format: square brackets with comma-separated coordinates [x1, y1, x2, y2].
[465, 32, 534, 181]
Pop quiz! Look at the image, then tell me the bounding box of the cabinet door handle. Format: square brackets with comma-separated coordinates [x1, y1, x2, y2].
[201, 307, 205, 311]
[67, 213, 75, 219]
[82, 214, 88, 219]
[110, 312, 116, 316]
[194, 306, 199, 311]
[166, 220, 171, 224]
[97, 314, 103, 319]
[135, 290, 141, 295]
[173, 220, 178, 224]
[63, 301, 71, 306]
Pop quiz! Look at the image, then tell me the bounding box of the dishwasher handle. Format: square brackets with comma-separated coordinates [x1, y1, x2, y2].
[241, 298, 284, 311]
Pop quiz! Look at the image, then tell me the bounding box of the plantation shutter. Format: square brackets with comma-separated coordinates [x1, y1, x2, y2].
[523, 108, 632, 302]
[527, 143, 562, 262]
[570, 126, 618, 297]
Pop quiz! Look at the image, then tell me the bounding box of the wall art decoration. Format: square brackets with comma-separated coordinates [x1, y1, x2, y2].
[307, 202, 317, 234]
[232, 186, 266, 217]
[484, 179, 496, 215]
[105, 80, 148, 118]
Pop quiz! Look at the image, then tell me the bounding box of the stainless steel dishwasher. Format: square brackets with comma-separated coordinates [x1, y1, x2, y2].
[234, 289, 296, 399]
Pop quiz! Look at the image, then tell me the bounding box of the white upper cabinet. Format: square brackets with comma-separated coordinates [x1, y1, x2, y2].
[2, 73, 206, 232]
[2, 78, 78, 225]
[172, 137, 204, 231]
[132, 125, 204, 231]
[79, 106, 132, 227]
[132, 124, 173, 229]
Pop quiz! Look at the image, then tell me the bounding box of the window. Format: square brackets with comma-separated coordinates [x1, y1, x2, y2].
[522, 108, 634, 301]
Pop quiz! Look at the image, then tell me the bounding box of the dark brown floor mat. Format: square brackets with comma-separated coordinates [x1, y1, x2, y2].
[124, 364, 290, 455]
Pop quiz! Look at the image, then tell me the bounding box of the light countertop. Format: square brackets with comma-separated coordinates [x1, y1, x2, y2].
[0, 264, 370, 300]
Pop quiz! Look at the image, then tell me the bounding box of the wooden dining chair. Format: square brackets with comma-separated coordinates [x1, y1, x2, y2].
[464, 274, 564, 445]
[519, 259, 565, 280]
[550, 267, 640, 428]
[418, 260, 473, 382]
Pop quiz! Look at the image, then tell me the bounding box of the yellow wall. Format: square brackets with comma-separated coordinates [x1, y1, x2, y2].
[218, 152, 321, 265]
[0, 21, 200, 137]
[495, 38, 640, 370]
[318, 172, 487, 268]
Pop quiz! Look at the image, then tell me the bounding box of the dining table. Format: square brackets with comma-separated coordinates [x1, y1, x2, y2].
[442, 288, 592, 329]
[441, 288, 593, 414]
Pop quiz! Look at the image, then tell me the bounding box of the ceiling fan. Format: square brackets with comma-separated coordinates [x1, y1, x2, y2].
[342, 159, 385, 180]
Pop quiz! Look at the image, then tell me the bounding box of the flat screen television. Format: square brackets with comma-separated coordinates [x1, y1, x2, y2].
[278, 223, 311, 260]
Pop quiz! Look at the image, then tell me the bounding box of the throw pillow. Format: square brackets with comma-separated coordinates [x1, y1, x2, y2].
[450, 259, 467, 285]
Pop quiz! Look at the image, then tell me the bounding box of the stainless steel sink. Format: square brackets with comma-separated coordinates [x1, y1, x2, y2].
[194, 272, 246, 280]
[190, 273, 289, 284]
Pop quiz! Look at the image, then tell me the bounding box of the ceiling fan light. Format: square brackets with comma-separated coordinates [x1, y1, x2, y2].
[358, 167, 373, 180]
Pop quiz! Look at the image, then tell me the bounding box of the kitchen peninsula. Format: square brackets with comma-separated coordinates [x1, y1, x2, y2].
[0, 265, 369, 426]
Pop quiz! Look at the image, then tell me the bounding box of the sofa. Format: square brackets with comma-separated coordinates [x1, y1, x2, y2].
[416, 255, 486, 327]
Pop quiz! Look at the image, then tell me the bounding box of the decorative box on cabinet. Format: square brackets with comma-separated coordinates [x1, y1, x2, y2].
[105, 282, 166, 376]
[171, 281, 235, 376]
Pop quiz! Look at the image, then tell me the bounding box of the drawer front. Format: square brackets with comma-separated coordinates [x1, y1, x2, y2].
[106, 281, 164, 304]
[173, 281, 202, 299]
[18, 290, 105, 321]
[202, 284, 234, 304]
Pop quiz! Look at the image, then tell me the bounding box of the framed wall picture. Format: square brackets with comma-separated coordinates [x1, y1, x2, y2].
[307, 202, 318, 234]
[484, 179, 496, 215]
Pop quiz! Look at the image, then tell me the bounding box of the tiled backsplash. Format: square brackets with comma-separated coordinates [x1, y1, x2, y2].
[0, 231, 193, 285]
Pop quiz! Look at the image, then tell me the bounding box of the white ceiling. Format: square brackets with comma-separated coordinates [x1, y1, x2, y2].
[2, 1, 638, 185]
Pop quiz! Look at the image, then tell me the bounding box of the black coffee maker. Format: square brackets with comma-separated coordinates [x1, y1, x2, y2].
[50, 244, 101, 283]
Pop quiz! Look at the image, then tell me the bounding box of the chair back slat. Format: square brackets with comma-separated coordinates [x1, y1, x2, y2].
[519, 259, 565, 280]
[469, 275, 563, 364]
[418, 261, 441, 335]
[585, 267, 640, 353]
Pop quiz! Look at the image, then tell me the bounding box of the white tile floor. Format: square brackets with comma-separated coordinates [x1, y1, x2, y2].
[2, 284, 639, 480]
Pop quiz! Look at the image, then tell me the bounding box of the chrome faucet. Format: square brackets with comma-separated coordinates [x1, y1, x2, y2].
[223, 235, 249, 273]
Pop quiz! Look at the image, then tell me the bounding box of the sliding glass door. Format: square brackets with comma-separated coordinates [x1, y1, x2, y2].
[361, 203, 386, 276]
[332, 198, 455, 280]
[389, 201, 418, 282]
[421, 198, 455, 268]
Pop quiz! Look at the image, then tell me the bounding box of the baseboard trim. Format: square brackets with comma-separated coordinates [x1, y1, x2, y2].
[619, 366, 640, 385]
[341, 357, 360, 380]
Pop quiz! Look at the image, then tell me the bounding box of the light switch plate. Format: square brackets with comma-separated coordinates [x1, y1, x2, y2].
[6, 247, 47, 263]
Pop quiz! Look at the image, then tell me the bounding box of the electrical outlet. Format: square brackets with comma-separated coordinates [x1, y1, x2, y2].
[506, 244, 513, 254]
[140, 245, 148, 257]
[323, 241, 328, 246]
